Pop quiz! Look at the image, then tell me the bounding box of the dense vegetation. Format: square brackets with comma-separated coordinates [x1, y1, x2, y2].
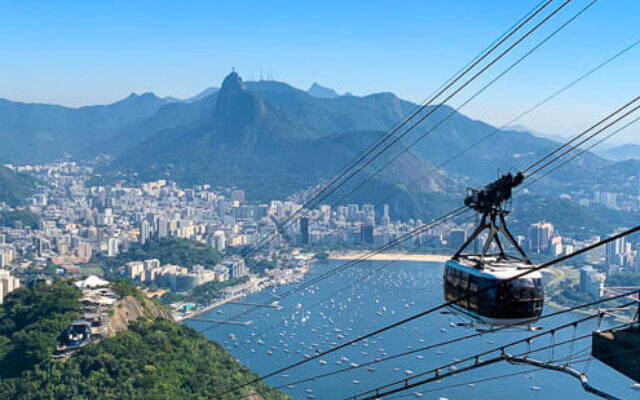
[246, 258, 279, 275]
[95, 237, 223, 273]
[0, 166, 35, 207]
[0, 209, 40, 229]
[606, 272, 640, 287]
[510, 194, 637, 241]
[0, 280, 82, 377]
[160, 276, 249, 306]
[0, 279, 288, 400]
[549, 281, 596, 309]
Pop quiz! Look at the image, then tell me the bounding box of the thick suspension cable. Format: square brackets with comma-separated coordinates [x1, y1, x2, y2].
[524, 115, 640, 188]
[198, 208, 467, 331]
[524, 95, 640, 174]
[349, 320, 633, 400]
[223, 114, 640, 397]
[214, 225, 640, 398]
[270, 291, 640, 391]
[203, 219, 471, 336]
[367, 34, 640, 209]
[334, 0, 598, 205]
[242, 0, 553, 259]
[297, 0, 573, 216]
[526, 101, 640, 178]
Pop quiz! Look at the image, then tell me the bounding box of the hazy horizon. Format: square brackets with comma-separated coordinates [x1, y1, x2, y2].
[2, 0, 639, 143]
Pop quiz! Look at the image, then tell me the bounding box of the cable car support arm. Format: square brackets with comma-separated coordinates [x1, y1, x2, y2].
[453, 171, 531, 263]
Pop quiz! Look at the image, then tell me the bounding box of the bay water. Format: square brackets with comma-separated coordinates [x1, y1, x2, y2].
[186, 260, 637, 399]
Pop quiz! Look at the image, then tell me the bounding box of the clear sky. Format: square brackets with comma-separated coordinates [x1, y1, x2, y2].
[1, 0, 639, 143]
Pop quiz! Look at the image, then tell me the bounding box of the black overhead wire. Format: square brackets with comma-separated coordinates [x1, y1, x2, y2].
[201, 218, 471, 336]
[217, 94, 640, 395]
[348, 319, 633, 400]
[358, 27, 638, 209]
[214, 4, 635, 396]
[240, 0, 555, 258]
[524, 115, 640, 189]
[526, 101, 640, 178]
[333, 0, 599, 206]
[267, 292, 640, 391]
[356, 332, 602, 400]
[385, 345, 596, 399]
[305, 0, 573, 212]
[215, 225, 640, 398]
[523, 95, 640, 175]
[209, 1, 573, 332]
[385, 357, 582, 399]
[385, 347, 635, 400]
[197, 207, 468, 332]
[212, 0, 578, 329]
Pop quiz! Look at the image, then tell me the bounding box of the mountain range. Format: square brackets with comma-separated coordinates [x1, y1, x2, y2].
[595, 144, 640, 161]
[1, 72, 637, 222]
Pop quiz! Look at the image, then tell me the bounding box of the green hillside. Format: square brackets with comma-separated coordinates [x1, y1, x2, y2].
[0, 280, 288, 400]
[0, 166, 35, 206]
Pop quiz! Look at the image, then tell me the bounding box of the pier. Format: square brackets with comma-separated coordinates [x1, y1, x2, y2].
[228, 301, 282, 309]
[188, 317, 253, 326]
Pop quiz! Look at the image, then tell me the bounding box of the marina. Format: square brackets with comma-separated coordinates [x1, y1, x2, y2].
[186, 260, 638, 399]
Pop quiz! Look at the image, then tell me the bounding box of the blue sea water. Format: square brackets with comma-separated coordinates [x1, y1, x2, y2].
[185, 260, 638, 399]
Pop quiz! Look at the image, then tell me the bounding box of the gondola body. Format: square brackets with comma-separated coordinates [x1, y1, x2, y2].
[443, 256, 544, 326]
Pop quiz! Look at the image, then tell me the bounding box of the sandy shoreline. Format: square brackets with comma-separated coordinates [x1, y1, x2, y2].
[329, 251, 450, 263]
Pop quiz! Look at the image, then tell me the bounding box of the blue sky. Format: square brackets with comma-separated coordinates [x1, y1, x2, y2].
[1, 0, 639, 143]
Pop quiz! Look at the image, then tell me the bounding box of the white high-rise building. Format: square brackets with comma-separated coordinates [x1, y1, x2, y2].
[140, 220, 150, 245]
[158, 218, 169, 238]
[107, 238, 119, 257]
[213, 230, 226, 252]
[606, 235, 626, 266]
[0, 270, 19, 304]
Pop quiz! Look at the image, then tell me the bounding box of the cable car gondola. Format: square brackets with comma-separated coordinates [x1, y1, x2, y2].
[443, 172, 544, 327]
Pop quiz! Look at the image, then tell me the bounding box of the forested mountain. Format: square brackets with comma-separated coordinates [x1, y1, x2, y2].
[0, 93, 175, 162]
[2, 71, 633, 222]
[100, 73, 616, 213]
[100, 73, 456, 219]
[0, 280, 287, 400]
[596, 143, 640, 161]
